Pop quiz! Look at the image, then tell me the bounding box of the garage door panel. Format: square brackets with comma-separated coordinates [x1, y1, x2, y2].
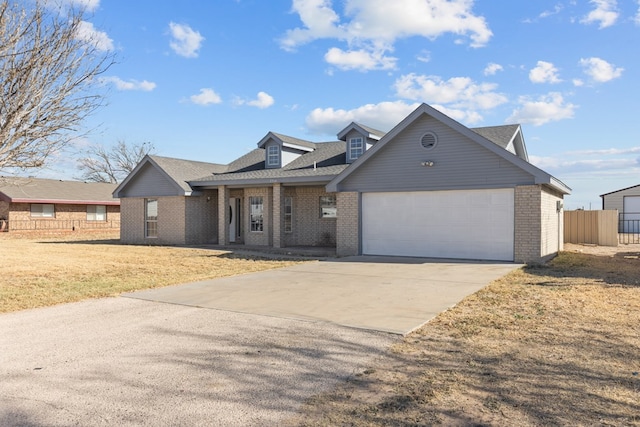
[362, 189, 514, 261]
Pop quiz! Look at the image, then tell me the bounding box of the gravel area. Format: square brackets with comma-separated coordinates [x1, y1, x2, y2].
[0, 298, 398, 426]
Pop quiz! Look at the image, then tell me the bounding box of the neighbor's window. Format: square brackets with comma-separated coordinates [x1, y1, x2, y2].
[145, 199, 158, 238]
[249, 196, 264, 232]
[349, 137, 364, 160]
[284, 196, 293, 233]
[31, 204, 55, 218]
[267, 145, 280, 166]
[320, 195, 337, 218]
[87, 205, 107, 221]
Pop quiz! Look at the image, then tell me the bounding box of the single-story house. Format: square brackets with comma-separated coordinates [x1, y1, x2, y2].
[601, 184, 640, 232]
[0, 177, 120, 232]
[114, 103, 571, 263]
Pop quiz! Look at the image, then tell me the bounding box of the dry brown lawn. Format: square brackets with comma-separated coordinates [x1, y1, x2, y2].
[3, 234, 639, 425]
[0, 232, 303, 313]
[290, 244, 640, 427]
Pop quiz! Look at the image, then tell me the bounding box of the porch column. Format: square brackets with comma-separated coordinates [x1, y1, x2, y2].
[217, 185, 229, 245]
[272, 183, 284, 248]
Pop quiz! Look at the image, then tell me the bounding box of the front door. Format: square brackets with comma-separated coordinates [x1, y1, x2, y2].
[229, 198, 241, 242]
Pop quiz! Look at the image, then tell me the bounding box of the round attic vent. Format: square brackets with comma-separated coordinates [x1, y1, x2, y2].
[420, 132, 438, 150]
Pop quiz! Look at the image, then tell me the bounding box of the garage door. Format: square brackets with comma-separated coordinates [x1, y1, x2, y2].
[362, 189, 514, 261]
[623, 196, 640, 232]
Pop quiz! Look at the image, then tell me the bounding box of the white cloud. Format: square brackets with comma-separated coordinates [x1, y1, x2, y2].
[416, 50, 431, 63]
[529, 61, 562, 84]
[76, 21, 114, 51]
[168, 22, 204, 58]
[324, 47, 397, 71]
[305, 101, 419, 135]
[484, 62, 503, 76]
[100, 76, 156, 91]
[579, 57, 623, 83]
[636, 1, 640, 25]
[506, 92, 576, 126]
[247, 92, 275, 109]
[581, 0, 619, 28]
[189, 88, 222, 105]
[539, 4, 564, 19]
[394, 73, 508, 111]
[281, 0, 492, 71]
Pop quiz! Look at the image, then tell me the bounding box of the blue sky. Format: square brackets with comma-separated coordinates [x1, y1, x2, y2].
[39, 0, 640, 209]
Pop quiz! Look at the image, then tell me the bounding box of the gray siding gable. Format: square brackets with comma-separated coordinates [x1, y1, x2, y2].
[327, 103, 570, 194]
[115, 161, 184, 197]
[114, 155, 223, 198]
[332, 114, 535, 193]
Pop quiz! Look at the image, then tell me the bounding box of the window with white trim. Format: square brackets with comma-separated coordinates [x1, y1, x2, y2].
[284, 196, 292, 233]
[320, 195, 337, 218]
[250, 196, 264, 232]
[267, 145, 280, 166]
[30, 204, 55, 218]
[87, 205, 107, 221]
[145, 199, 158, 238]
[349, 137, 364, 160]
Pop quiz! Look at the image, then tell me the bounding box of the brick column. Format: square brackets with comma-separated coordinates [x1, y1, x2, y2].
[272, 184, 283, 248]
[336, 192, 360, 256]
[217, 185, 228, 245]
[514, 185, 542, 263]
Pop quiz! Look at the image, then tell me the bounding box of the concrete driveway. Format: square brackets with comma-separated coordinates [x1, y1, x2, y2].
[0, 255, 520, 426]
[124, 255, 521, 335]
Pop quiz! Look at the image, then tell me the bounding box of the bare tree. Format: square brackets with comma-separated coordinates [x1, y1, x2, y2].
[78, 140, 155, 183]
[0, 0, 114, 172]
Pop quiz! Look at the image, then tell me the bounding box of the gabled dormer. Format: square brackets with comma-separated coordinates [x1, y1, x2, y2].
[257, 132, 316, 169]
[337, 122, 386, 163]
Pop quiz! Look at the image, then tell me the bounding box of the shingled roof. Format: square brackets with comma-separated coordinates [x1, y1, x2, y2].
[0, 177, 119, 205]
[471, 124, 521, 149]
[189, 141, 348, 186]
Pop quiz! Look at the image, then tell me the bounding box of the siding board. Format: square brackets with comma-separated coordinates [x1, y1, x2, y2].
[119, 163, 182, 197]
[339, 114, 535, 192]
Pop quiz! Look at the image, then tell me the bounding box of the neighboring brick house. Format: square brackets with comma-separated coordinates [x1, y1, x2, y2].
[0, 177, 120, 232]
[114, 103, 570, 263]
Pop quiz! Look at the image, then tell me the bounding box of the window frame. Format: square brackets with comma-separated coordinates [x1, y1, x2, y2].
[349, 137, 364, 161]
[249, 196, 264, 232]
[30, 203, 55, 218]
[284, 196, 293, 233]
[319, 195, 337, 219]
[267, 145, 280, 167]
[145, 198, 158, 238]
[87, 204, 107, 221]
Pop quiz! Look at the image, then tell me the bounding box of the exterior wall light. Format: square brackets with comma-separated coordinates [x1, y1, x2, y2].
[421, 161, 435, 167]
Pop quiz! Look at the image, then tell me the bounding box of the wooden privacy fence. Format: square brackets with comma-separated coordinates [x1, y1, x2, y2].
[564, 210, 618, 247]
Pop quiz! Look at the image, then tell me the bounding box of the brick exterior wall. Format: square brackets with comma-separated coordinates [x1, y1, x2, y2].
[336, 192, 360, 256]
[283, 186, 337, 247]
[541, 187, 564, 256]
[120, 198, 144, 244]
[185, 190, 217, 244]
[217, 185, 229, 245]
[3, 202, 120, 231]
[514, 185, 541, 263]
[514, 185, 564, 263]
[272, 184, 283, 248]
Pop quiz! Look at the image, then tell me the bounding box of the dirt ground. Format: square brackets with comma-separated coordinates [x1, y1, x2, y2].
[289, 243, 640, 426]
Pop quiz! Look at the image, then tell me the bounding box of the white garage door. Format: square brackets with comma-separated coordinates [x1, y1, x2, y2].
[623, 196, 640, 232]
[362, 189, 514, 261]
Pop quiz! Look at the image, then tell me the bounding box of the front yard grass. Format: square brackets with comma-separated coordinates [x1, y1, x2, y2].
[0, 234, 302, 313]
[291, 249, 640, 426]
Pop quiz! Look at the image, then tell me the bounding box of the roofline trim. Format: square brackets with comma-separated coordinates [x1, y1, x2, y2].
[599, 183, 640, 197]
[190, 174, 337, 188]
[7, 198, 120, 205]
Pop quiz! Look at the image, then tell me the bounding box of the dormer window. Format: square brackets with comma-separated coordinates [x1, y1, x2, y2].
[349, 137, 364, 161]
[267, 145, 280, 166]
